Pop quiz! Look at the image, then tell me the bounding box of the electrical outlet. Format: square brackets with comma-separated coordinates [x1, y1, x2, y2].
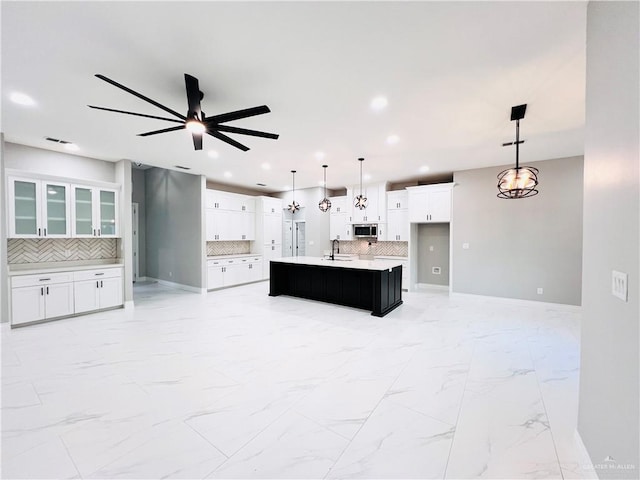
[537, 287, 543, 295]
[612, 270, 628, 302]
[462, 243, 469, 249]
[169, 271, 172, 278]
[432, 266, 441, 275]
[429, 245, 434, 251]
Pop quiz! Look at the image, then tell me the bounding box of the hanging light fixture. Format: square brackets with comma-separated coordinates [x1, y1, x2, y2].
[318, 165, 331, 212]
[497, 104, 539, 199]
[288, 170, 300, 213]
[354, 157, 368, 210]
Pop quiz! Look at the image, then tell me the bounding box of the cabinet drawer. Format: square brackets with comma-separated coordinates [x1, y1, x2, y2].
[11, 272, 74, 288]
[73, 268, 122, 281]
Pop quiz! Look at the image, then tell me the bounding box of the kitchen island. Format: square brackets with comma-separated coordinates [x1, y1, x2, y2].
[269, 256, 403, 317]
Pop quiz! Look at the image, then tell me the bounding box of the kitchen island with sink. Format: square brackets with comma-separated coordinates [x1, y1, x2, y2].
[269, 256, 403, 317]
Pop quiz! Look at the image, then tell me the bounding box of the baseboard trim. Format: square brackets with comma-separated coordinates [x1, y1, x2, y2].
[147, 277, 207, 295]
[416, 283, 449, 291]
[449, 291, 582, 311]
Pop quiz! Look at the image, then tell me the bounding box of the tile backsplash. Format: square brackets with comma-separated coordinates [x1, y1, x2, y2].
[339, 240, 408, 257]
[207, 241, 251, 256]
[8, 238, 118, 264]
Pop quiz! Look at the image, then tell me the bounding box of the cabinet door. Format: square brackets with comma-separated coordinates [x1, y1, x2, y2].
[330, 213, 344, 240]
[206, 209, 229, 241]
[265, 214, 282, 245]
[262, 244, 281, 279]
[207, 264, 224, 289]
[74, 279, 101, 313]
[98, 277, 122, 309]
[223, 263, 244, 286]
[408, 189, 431, 223]
[45, 282, 74, 318]
[11, 285, 46, 325]
[387, 209, 409, 241]
[8, 177, 42, 237]
[72, 186, 95, 237]
[97, 189, 118, 237]
[248, 263, 262, 282]
[377, 223, 387, 241]
[241, 212, 255, 240]
[428, 188, 451, 222]
[42, 181, 70, 237]
[387, 191, 408, 210]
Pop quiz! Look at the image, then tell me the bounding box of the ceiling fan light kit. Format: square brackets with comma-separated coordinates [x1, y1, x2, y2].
[89, 73, 279, 152]
[354, 157, 368, 210]
[319, 165, 331, 213]
[497, 104, 539, 199]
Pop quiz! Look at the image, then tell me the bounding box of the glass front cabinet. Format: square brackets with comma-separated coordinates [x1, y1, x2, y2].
[7, 175, 119, 239]
[71, 186, 118, 238]
[8, 177, 71, 238]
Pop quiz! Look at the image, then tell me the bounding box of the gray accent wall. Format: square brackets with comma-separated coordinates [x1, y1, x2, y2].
[132, 168, 147, 278]
[451, 156, 583, 305]
[1, 134, 8, 323]
[145, 168, 205, 289]
[578, 2, 639, 478]
[417, 223, 450, 286]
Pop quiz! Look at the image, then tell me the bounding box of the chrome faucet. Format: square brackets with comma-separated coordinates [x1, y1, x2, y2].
[331, 239, 340, 260]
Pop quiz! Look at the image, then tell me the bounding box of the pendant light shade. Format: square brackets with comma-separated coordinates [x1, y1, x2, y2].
[288, 170, 300, 213]
[354, 157, 368, 210]
[497, 104, 539, 199]
[318, 165, 331, 212]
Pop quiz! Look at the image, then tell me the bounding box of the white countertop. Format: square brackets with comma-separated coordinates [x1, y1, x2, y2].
[9, 259, 124, 276]
[270, 256, 403, 271]
[207, 253, 262, 260]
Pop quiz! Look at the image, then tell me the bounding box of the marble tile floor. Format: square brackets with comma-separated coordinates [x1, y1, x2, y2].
[1, 281, 597, 479]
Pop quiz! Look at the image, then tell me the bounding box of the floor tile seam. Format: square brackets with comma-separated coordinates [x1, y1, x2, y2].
[182, 419, 230, 461]
[525, 334, 565, 480]
[383, 397, 457, 428]
[442, 338, 477, 479]
[59, 434, 84, 479]
[206, 390, 313, 477]
[320, 347, 420, 480]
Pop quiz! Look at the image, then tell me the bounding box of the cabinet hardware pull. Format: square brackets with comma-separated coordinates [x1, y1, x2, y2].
[93, 229, 96, 236]
[94, 272, 104, 276]
[38, 228, 41, 236]
[46, 286, 49, 295]
[101, 281, 103, 288]
[44, 228, 47, 236]
[39, 278, 51, 281]
[98, 229, 101, 236]
[41, 287, 44, 296]
[96, 281, 99, 288]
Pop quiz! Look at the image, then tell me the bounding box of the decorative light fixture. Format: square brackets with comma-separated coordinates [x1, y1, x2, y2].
[354, 157, 368, 210]
[497, 104, 539, 199]
[288, 170, 300, 213]
[318, 165, 331, 212]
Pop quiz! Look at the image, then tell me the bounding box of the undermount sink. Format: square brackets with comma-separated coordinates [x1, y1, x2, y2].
[322, 257, 353, 261]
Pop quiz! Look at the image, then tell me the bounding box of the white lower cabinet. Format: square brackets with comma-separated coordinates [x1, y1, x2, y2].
[207, 255, 262, 290]
[11, 272, 75, 326]
[73, 268, 123, 314]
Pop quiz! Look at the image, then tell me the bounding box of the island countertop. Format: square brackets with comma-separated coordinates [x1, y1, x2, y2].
[270, 256, 403, 271]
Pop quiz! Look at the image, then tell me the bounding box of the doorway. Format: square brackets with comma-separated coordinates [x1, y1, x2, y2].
[295, 221, 306, 256]
[132, 202, 139, 283]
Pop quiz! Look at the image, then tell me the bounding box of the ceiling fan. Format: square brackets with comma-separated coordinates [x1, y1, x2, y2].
[89, 73, 279, 151]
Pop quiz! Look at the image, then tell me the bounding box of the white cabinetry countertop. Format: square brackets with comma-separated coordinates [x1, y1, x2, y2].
[206, 253, 262, 260]
[9, 260, 124, 276]
[271, 256, 403, 271]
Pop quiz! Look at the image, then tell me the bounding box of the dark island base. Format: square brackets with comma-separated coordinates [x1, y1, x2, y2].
[269, 262, 403, 317]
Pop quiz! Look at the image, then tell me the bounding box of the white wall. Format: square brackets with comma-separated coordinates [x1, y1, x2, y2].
[1, 135, 8, 322]
[578, 2, 639, 477]
[4, 142, 116, 182]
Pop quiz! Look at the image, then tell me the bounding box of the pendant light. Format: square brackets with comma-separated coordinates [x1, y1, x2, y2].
[288, 170, 300, 213]
[354, 157, 368, 210]
[318, 165, 331, 212]
[497, 104, 539, 199]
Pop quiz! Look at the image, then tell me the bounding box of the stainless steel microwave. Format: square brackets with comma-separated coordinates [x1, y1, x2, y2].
[353, 224, 378, 238]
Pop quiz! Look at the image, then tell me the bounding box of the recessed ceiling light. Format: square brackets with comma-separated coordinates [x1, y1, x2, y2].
[64, 143, 79, 152]
[370, 96, 388, 111]
[386, 134, 399, 145]
[419, 165, 430, 173]
[364, 173, 372, 181]
[223, 171, 232, 178]
[207, 150, 219, 158]
[261, 162, 271, 170]
[315, 151, 325, 161]
[317, 180, 325, 186]
[10, 92, 35, 106]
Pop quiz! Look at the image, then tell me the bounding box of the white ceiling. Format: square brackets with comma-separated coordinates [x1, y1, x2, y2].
[1, 1, 586, 193]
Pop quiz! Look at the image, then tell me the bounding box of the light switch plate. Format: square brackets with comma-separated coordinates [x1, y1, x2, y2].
[612, 270, 628, 302]
[462, 243, 469, 249]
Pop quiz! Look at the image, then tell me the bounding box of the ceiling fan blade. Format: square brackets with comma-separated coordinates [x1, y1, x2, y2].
[138, 125, 185, 137]
[192, 132, 203, 150]
[95, 74, 186, 120]
[88, 105, 184, 123]
[205, 105, 271, 124]
[184, 74, 202, 120]
[206, 130, 250, 151]
[213, 124, 279, 139]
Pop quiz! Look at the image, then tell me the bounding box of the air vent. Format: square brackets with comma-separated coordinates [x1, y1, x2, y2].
[256, 183, 267, 187]
[175, 165, 191, 170]
[45, 137, 71, 144]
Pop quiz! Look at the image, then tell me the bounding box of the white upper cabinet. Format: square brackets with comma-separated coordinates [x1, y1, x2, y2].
[347, 182, 387, 224]
[206, 190, 255, 212]
[407, 183, 454, 223]
[71, 185, 119, 238]
[8, 176, 71, 238]
[205, 189, 256, 241]
[329, 196, 352, 240]
[387, 190, 408, 210]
